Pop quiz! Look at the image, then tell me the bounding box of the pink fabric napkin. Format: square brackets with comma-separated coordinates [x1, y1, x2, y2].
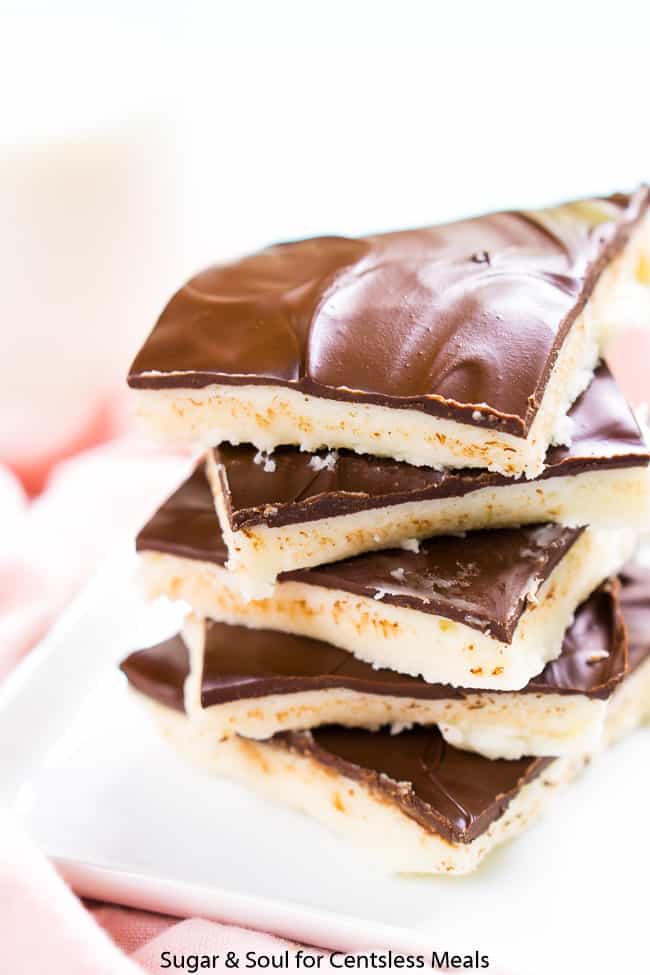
[129, 919, 306, 973]
[0, 425, 304, 973]
[0, 807, 303, 974]
[0, 433, 191, 677]
[0, 810, 143, 975]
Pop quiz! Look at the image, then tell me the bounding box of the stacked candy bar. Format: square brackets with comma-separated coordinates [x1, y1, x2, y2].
[121, 188, 650, 874]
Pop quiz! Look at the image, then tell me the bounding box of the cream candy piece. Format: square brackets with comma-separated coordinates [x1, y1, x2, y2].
[179, 602, 613, 760]
[133, 649, 650, 876]
[208, 460, 650, 597]
[129, 204, 650, 479]
[139, 525, 636, 691]
[203, 363, 650, 593]
[186, 681, 607, 761]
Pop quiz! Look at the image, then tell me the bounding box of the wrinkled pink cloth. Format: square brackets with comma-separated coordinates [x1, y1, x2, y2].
[0, 433, 192, 677]
[0, 807, 301, 973]
[0, 421, 302, 973]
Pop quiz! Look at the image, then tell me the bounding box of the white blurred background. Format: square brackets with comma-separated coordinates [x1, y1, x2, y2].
[1, 0, 649, 490]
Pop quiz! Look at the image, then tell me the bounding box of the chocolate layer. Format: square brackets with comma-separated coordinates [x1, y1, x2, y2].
[122, 635, 188, 713]
[276, 725, 552, 843]
[136, 465, 583, 642]
[129, 189, 649, 438]
[137, 465, 229, 565]
[119, 581, 627, 714]
[213, 364, 649, 530]
[283, 524, 582, 642]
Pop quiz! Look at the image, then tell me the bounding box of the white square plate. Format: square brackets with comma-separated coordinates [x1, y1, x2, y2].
[1, 544, 648, 975]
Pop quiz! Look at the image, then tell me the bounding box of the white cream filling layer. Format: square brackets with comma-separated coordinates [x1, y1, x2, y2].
[139, 527, 636, 691]
[207, 453, 650, 594]
[132, 213, 650, 478]
[135, 652, 650, 875]
[185, 685, 606, 761]
[181, 615, 608, 760]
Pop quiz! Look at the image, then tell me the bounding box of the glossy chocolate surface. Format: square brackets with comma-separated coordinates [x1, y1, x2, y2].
[129, 189, 649, 437]
[284, 524, 582, 641]
[136, 465, 583, 641]
[136, 465, 229, 565]
[213, 364, 649, 530]
[278, 726, 552, 843]
[122, 635, 188, 712]
[119, 581, 626, 714]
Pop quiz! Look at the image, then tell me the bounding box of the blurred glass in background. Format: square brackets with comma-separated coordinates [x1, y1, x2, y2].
[1, 2, 649, 495]
[0, 15, 185, 491]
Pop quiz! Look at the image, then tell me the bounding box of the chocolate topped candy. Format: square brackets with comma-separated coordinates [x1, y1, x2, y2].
[206, 363, 650, 591]
[277, 725, 552, 845]
[121, 580, 631, 759]
[129, 189, 650, 477]
[136, 464, 637, 689]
